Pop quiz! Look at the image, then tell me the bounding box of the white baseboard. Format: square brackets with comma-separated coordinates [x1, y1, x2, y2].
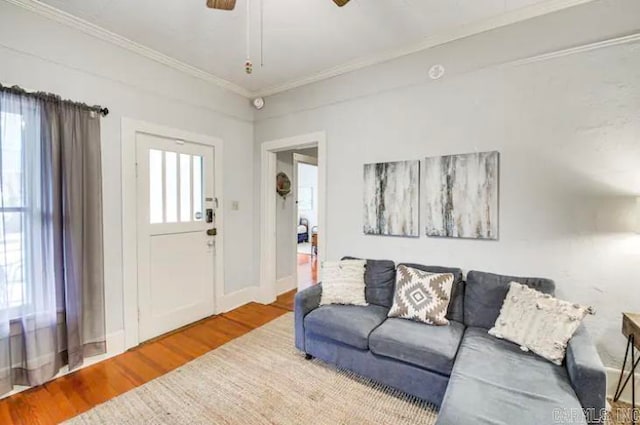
[276, 275, 296, 295]
[606, 366, 640, 404]
[0, 329, 126, 401]
[217, 286, 260, 313]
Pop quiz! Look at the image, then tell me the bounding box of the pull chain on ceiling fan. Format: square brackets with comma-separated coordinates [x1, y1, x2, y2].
[206, 0, 352, 74]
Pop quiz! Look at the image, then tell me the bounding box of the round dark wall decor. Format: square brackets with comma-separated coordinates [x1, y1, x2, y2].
[276, 172, 291, 199]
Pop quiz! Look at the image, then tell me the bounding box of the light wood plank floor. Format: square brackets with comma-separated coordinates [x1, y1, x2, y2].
[0, 291, 296, 425]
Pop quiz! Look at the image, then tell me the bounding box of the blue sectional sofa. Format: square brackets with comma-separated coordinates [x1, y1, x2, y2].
[294, 259, 606, 425]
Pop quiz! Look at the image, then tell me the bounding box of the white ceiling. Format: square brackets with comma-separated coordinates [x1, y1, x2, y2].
[37, 0, 590, 96]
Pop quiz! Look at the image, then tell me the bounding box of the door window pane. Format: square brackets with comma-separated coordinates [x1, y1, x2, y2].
[179, 154, 191, 222]
[192, 156, 203, 221]
[164, 151, 178, 223]
[149, 149, 163, 224]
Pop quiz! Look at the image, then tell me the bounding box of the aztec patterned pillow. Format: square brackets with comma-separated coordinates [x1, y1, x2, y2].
[319, 259, 368, 306]
[388, 265, 454, 326]
[489, 281, 594, 365]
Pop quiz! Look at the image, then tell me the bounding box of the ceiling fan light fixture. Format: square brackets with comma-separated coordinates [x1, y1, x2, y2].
[333, 0, 351, 7]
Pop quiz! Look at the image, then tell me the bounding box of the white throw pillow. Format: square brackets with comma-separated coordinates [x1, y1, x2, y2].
[489, 282, 594, 365]
[320, 260, 367, 306]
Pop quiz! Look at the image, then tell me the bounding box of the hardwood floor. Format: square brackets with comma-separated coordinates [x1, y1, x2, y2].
[297, 253, 318, 289]
[0, 291, 297, 425]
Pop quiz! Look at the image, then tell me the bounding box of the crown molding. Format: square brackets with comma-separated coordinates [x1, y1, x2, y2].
[4, 0, 253, 98]
[509, 31, 640, 67]
[253, 0, 596, 97]
[5, 0, 599, 99]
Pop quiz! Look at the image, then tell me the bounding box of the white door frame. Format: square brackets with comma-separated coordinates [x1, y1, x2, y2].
[121, 118, 225, 350]
[292, 153, 318, 289]
[259, 131, 327, 304]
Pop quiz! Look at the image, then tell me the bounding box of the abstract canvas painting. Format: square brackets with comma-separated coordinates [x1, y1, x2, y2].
[363, 160, 420, 237]
[424, 151, 499, 239]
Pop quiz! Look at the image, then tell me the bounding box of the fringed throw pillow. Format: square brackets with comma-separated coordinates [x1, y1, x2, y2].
[489, 281, 594, 365]
[320, 259, 367, 306]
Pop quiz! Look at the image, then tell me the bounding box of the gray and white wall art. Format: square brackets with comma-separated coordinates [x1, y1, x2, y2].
[363, 160, 420, 237]
[424, 151, 499, 239]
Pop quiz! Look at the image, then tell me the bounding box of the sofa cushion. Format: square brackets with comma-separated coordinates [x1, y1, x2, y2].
[369, 318, 465, 376]
[399, 263, 464, 323]
[343, 257, 396, 307]
[436, 327, 586, 425]
[464, 270, 555, 329]
[304, 304, 389, 350]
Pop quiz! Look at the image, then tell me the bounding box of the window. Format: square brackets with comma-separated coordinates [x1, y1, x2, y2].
[148, 150, 204, 224]
[0, 111, 27, 310]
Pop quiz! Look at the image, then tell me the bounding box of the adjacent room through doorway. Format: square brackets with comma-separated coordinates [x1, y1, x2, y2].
[275, 147, 319, 294]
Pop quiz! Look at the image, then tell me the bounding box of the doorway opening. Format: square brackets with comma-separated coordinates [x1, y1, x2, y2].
[293, 153, 318, 290]
[273, 149, 319, 294]
[260, 132, 326, 304]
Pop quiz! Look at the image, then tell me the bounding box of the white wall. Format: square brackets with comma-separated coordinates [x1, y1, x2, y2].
[298, 162, 319, 230]
[256, 0, 640, 369]
[276, 151, 295, 280]
[0, 1, 256, 339]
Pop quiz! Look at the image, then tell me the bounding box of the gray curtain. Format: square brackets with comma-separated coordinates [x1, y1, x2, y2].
[0, 86, 105, 396]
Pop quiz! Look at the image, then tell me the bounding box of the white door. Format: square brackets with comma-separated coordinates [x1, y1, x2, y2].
[136, 133, 216, 342]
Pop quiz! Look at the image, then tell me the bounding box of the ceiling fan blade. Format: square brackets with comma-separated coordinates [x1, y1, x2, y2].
[206, 0, 236, 10]
[333, 0, 350, 6]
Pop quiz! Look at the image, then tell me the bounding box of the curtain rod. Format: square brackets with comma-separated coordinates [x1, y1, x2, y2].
[0, 83, 109, 117]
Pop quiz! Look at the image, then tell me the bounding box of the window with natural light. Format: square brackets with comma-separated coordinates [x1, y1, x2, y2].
[0, 111, 27, 310]
[148, 149, 204, 224]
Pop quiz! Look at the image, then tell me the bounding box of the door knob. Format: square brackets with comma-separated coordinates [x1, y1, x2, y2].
[207, 228, 217, 236]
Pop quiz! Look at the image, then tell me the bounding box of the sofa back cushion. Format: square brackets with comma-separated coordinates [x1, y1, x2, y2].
[342, 257, 396, 307]
[464, 270, 555, 329]
[398, 263, 465, 323]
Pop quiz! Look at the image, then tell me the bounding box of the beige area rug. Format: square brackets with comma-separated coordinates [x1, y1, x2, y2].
[65, 313, 438, 425]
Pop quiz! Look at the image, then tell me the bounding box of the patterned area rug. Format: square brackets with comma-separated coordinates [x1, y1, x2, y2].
[65, 313, 438, 424]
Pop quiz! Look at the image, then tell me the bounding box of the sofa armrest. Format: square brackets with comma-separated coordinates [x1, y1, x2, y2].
[565, 325, 606, 424]
[294, 284, 322, 352]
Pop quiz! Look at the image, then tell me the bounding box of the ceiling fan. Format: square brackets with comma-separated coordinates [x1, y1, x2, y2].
[206, 0, 350, 10]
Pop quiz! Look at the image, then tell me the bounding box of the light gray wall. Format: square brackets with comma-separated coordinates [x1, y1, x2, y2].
[275, 148, 318, 280]
[0, 1, 256, 337]
[256, 0, 640, 368]
[276, 152, 295, 280]
[298, 162, 319, 230]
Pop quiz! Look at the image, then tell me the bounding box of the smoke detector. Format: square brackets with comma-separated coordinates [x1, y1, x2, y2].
[429, 64, 445, 80]
[252, 97, 265, 110]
